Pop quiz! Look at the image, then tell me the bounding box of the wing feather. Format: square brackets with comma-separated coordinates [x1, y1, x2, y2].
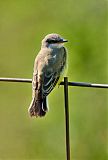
[43, 72, 59, 96]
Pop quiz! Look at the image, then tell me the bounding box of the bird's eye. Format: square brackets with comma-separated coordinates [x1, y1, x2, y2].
[46, 39, 58, 43]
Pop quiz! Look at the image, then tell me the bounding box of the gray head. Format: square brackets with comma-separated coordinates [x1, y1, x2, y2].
[41, 33, 68, 48]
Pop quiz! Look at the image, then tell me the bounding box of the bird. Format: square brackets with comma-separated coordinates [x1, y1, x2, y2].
[28, 33, 68, 117]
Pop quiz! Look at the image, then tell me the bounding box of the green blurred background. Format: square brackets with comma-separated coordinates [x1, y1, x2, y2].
[0, 0, 107, 160]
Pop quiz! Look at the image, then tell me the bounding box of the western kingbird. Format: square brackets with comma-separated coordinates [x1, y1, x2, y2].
[28, 33, 68, 117]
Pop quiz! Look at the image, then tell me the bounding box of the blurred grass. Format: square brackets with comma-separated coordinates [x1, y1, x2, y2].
[0, 0, 107, 160]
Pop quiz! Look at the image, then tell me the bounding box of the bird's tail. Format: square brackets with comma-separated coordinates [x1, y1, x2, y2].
[28, 97, 48, 117]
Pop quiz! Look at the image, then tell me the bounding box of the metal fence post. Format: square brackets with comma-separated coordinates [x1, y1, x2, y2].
[64, 77, 70, 160]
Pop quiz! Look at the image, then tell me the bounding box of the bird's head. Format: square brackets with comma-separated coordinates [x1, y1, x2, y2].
[41, 33, 68, 48]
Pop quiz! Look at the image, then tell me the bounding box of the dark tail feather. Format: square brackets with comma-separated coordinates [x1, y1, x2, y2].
[28, 97, 48, 117]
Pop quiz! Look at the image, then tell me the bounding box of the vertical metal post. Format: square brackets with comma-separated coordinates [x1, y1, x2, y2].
[64, 77, 70, 160]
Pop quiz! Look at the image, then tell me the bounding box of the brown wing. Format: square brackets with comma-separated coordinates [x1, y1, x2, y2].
[42, 72, 60, 97]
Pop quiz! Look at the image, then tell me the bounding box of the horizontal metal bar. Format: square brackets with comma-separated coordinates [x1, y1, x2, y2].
[60, 82, 108, 88]
[0, 77, 108, 88]
[0, 77, 32, 83]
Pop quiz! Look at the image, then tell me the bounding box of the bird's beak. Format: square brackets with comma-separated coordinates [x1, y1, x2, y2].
[61, 39, 68, 43]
